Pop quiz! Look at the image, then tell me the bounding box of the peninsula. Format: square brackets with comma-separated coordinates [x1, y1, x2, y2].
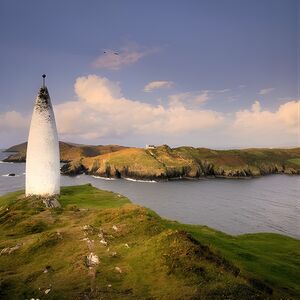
[3, 142, 300, 180]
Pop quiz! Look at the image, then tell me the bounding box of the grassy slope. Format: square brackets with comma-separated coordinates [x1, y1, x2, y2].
[82, 148, 166, 178]
[4, 142, 300, 177]
[76, 146, 300, 179]
[0, 185, 299, 299]
[287, 158, 300, 166]
[164, 221, 300, 297]
[4, 142, 126, 162]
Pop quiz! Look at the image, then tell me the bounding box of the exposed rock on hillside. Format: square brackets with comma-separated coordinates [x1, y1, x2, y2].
[4, 142, 300, 179]
[62, 146, 300, 179]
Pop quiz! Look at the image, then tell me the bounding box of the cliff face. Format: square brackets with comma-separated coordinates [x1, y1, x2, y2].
[60, 145, 300, 179]
[4, 142, 300, 179]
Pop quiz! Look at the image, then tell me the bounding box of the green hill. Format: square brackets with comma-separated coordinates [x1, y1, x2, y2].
[64, 145, 300, 179]
[0, 185, 299, 299]
[3, 142, 300, 178]
[3, 141, 126, 163]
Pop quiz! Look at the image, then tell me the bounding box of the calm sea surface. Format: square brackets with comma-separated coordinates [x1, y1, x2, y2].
[0, 150, 299, 238]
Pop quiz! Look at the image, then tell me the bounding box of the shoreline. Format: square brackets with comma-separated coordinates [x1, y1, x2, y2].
[0, 184, 299, 240]
[1, 163, 300, 182]
[2, 145, 300, 180]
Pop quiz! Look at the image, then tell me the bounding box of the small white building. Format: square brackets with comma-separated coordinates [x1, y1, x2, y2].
[145, 144, 156, 149]
[25, 75, 60, 196]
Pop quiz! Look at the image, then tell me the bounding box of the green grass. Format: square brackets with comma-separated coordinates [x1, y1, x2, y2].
[162, 220, 300, 297]
[288, 158, 300, 166]
[0, 189, 24, 206]
[59, 184, 130, 208]
[0, 184, 299, 299]
[77, 146, 300, 179]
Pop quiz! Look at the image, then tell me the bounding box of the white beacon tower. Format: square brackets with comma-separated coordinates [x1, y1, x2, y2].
[25, 75, 60, 196]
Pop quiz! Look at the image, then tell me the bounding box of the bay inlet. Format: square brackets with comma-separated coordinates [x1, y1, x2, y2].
[0, 150, 299, 239]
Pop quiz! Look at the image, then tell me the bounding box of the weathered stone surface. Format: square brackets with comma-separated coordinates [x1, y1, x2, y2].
[60, 160, 87, 176]
[86, 252, 99, 267]
[42, 197, 61, 208]
[0, 243, 22, 255]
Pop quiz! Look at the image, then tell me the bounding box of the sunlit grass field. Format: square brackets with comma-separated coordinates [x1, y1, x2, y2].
[0, 184, 299, 299]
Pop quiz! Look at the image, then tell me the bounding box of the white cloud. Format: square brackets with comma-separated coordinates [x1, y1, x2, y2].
[54, 77, 299, 147]
[169, 88, 229, 106]
[92, 45, 156, 70]
[0, 111, 29, 132]
[144, 81, 174, 92]
[194, 90, 210, 104]
[54, 75, 224, 140]
[168, 91, 210, 107]
[258, 87, 274, 95]
[168, 93, 190, 107]
[0, 76, 298, 148]
[233, 100, 299, 133]
[231, 100, 299, 146]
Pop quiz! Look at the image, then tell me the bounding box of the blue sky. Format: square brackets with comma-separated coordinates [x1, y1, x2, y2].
[0, 0, 299, 148]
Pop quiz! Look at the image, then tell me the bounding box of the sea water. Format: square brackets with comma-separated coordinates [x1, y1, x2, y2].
[0, 150, 299, 238]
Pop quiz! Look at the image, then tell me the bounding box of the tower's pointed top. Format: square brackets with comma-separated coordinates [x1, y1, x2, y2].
[42, 74, 46, 87]
[36, 75, 50, 111]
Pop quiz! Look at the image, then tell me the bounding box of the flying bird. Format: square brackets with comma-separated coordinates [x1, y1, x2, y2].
[103, 50, 118, 55]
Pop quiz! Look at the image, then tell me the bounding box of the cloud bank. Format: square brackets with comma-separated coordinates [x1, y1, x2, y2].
[54, 75, 223, 140]
[54, 76, 299, 147]
[231, 100, 299, 145]
[0, 111, 29, 132]
[0, 75, 298, 148]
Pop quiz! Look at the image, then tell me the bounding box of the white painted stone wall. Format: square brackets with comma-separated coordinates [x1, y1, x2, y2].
[25, 86, 60, 196]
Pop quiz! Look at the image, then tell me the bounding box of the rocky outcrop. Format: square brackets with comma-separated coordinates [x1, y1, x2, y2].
[61, 157, 300, 180]
[4, 142, 300, 180]
[3, 153, 26, 162]
[42, 197, 61, 208]
[60, 160, 87, 176]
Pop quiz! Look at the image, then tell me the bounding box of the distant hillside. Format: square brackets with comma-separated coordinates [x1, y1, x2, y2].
[5, 143, 28, 153]
[63, 145, 300, 179]
[4, 142, 127, 163]
[4, 142, 300, 179]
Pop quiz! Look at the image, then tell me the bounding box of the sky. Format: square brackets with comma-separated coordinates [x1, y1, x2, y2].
[0, 0, 299, 148]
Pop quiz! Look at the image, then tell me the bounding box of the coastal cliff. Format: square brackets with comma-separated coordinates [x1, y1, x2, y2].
[62, 145, 300, 179]
[4, 143, 300, 179]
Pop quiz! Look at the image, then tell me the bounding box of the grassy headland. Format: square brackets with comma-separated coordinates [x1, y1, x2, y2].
[4, 141, 126, 163]
[0, 185, 299, 299]
[3, 142, 300, 179]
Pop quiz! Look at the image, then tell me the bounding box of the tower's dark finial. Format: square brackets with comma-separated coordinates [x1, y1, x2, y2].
[42, 74, 46, 87]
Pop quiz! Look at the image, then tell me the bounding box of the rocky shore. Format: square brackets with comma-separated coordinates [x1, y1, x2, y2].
[61, 155, 300, 180]
[4, 142, 300, 180]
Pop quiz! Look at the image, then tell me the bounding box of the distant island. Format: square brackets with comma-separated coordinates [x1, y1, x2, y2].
[3, 142, 300, 180]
